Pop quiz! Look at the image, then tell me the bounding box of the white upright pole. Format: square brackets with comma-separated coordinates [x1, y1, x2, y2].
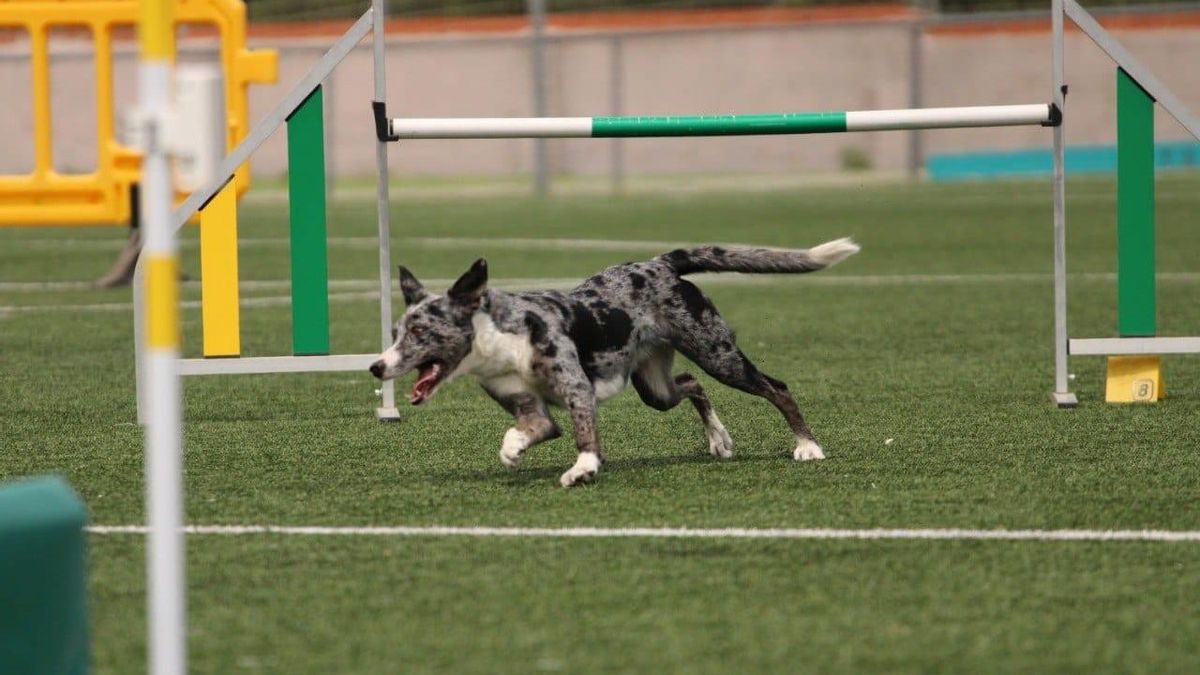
[372, 1, 400, 421]
[1051, 0, 1076, 408]
[138, 0, 187, 672]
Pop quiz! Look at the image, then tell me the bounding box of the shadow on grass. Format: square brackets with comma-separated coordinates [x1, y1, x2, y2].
[427, 450, 786, 486]
[185, 409, 380, 424]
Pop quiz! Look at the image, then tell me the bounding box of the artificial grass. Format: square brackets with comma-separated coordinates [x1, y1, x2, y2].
[2, 175, 1199, 673]
[89, 537, 1200, 674]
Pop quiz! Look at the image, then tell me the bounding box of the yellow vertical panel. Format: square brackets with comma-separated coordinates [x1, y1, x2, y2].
[200, 184, 240, 357]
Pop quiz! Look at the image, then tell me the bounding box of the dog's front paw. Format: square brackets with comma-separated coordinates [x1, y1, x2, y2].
[793, 438, 825, 461]
[707, 423, 734, 459]
[499, 428, 528, 468]
[559, 453, 601, 487]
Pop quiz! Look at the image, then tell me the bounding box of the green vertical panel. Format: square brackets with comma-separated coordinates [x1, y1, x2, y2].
[0, 476, 90, 675]
[1116, 68, 1156, 337]
[287, 85, 331, 355]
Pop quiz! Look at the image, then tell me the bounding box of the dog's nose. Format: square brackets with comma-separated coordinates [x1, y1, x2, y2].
[368, 361, 385, 379]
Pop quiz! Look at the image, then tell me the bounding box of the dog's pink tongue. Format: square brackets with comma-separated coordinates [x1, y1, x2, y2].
[410, 364, 441, 405]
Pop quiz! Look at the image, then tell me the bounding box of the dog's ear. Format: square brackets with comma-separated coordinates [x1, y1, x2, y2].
[448, 258, 488, 307]
[398, 265, 429, 307]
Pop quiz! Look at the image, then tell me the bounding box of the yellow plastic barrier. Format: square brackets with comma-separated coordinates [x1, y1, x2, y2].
[0, 0, 276, 227]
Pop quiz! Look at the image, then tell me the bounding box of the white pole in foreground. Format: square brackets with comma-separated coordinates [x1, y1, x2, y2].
[138, 0, 187, 672]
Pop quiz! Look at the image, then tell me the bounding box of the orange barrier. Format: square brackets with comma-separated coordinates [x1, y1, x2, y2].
[0, 0, 276, 227]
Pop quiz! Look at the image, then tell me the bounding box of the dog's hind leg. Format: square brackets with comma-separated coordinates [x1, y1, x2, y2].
[681, 343, 822, 461]
[667, 284, 822, 461]
[483, 386, 561, 468]
[631, 347, 733, 458]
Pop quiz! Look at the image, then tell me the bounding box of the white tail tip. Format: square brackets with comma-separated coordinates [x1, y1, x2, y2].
[809, 237, 861, 268]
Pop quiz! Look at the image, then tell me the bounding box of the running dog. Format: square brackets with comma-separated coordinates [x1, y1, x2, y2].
[369, 238, 860, 487]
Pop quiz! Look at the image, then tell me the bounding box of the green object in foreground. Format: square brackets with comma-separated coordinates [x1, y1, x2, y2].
[0, 476, 89, 675]
[287, 85, 331, 356]
[1117, 67, 1156, 337]
[592, 112, 847, 137]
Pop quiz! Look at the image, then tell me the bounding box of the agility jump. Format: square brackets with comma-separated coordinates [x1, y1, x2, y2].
[1048, 0, 1200, 406]
[134, 7, 1062, 425]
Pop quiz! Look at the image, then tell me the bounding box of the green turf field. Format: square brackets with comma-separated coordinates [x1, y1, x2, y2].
[3, 175, 1200, 673]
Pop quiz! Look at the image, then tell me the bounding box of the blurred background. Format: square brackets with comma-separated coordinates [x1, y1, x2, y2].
[1, 0, 1198, 197]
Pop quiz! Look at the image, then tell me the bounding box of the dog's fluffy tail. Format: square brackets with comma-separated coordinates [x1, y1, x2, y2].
[655, 238, 861, 276]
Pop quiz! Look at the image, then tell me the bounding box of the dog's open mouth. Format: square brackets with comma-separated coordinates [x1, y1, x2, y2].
[410, 360, 448, 405]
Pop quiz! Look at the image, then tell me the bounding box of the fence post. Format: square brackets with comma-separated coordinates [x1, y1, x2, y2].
[906, 18, 924, 180]
[609, 34, 624, 194]
[527, 0, 549, 196]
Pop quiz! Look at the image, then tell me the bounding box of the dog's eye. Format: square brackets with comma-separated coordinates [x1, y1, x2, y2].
[408, 325, 425, 337]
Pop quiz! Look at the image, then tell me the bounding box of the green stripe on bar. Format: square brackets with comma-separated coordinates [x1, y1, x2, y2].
[1116, 68, 1156, 337]
[591, 112, 847, 137]
[286, 85, 331, 356]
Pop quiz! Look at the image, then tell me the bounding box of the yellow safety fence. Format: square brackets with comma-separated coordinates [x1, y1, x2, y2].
[0, 0, 276, 226]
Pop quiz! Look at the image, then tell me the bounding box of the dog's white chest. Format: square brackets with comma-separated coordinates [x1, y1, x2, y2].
[453, 314, 536, 381]
[455, 313, 628, 403]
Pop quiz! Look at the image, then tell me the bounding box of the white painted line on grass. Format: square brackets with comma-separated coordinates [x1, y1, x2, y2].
[7, 271, 1200, 295]
[0, 301, 136, 313]
[0, 294, 374, 314]
[85, 524, 1200, 542]
[230, 236, 693, 251]
[0, 281, 98, 291]
[5, 273, 1200, 312]
[4, 235, 687, 253]
[401, 237, 690, 251]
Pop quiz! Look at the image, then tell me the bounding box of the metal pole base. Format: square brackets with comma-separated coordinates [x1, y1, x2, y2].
[376, 406, 402, 422]
[1051, 391, 1079, 408]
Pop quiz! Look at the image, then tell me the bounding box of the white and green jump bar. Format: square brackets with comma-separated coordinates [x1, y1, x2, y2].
[379, 104, 1059, 140]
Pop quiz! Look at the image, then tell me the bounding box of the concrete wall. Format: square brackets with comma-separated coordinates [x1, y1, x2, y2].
[2, 17, 1199, 180]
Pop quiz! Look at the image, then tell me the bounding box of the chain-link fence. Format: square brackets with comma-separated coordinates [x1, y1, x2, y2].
[244, 0, 1198, 22]
[4, 0, 1196, 190]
